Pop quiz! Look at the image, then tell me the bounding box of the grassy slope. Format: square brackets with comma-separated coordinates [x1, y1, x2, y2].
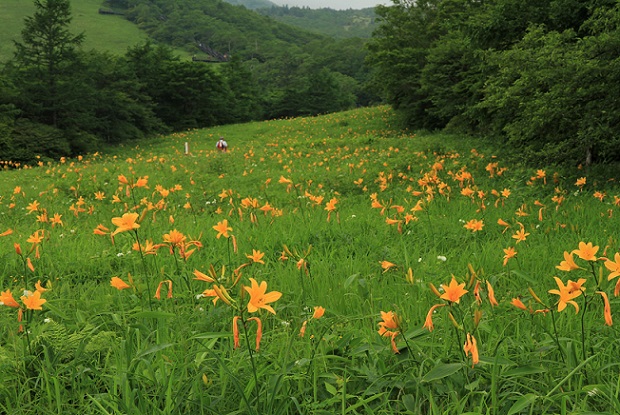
[1, 107, 620, 413]
[0, 0, 179, 63]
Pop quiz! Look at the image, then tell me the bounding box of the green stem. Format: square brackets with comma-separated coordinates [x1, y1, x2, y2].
[133, 230, 153, 311]
[549, 309, 566, 364]
[240, 313, 260, 412]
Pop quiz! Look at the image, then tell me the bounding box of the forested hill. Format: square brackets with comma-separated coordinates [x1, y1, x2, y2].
[0, 0, 376, 165]
[224, 0, 276, 9]
[105, 0, 324, 61]
[257, 6, 377, 38]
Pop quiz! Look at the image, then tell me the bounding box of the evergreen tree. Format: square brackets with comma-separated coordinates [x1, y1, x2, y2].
[13, 0, 84, 128]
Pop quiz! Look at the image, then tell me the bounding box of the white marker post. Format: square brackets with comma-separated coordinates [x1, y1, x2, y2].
[184, 142, 189, 155]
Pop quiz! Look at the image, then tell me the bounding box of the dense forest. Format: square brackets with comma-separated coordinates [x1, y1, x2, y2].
[0, 0, 374, 164]
[367, 0, 620, 165]
[3, 0, 620, 167]
[257, 6, 377, 38]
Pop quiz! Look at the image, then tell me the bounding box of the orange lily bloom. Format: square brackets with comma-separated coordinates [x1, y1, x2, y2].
[512, 227, 530, 243]
[597, 291, 613, 326]
[486, 281, 499, 307]
[244, 278, 282, 314]
[503, 247, 517, 266]
[246, 249, 265, 264]
[110, 276, 131, 290]
[380, 260, 397, 273]
[377, 310, 399, 336]
[0, 229, 13, 237]
[232, 316, 241, 349]
[193, 269, 215, 283]
[423, 304, 445, 332]
[213, 219, 232, 239]
[247, 317, 262, 350]
[497, 218, 511, 233]
[556, 251, 581, 271]
[440, 276, 468, 303]
[548, 276, 582, 313]
[312, 306, 325, 319]
[154, 280, 173, 300]
[464, 219, 484, 232]
[163, 229, 186, 247]
[0, 290, 20, 308]
[511, 297, 528, 311]
[21, 290, 46, 310]
[378, 311, 400, 353]
[463, 333, 479, 366]
[606, 253, 620, 280]
[572, 242, 598, 261]
[111, 212, 140, 235]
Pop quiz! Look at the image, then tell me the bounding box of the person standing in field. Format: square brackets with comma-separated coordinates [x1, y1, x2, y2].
[216, 137, 228, 152]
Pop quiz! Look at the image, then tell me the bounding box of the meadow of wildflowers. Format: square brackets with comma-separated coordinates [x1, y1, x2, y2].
[1, 106, 620, 414]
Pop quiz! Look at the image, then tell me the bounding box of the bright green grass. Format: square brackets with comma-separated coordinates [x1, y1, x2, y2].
[0, 0, 192, 62]
[1, 106, 620, 414]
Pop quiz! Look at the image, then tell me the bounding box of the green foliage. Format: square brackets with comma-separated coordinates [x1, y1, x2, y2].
[257, 5, 378, 39]
[1, 107, 620, 414]
[366, 0, 620, 166]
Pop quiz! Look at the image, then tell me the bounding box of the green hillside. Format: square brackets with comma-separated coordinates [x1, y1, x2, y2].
[0, 0, 152, 62]
[257, 6, 377, 38]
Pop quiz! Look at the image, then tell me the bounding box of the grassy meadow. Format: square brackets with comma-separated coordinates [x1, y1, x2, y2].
[1, 106, 620, 414]
[0, 0, 190, 63]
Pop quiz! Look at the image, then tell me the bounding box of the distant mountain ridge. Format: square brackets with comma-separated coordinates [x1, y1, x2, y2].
[224, 0, 277, 9]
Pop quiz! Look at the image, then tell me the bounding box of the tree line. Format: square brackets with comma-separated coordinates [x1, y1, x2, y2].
[0, 0, 375, 164]
[367, 0, 620, 166]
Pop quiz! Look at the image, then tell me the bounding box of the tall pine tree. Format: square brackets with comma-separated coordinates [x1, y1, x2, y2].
[13, 0, 84, 128]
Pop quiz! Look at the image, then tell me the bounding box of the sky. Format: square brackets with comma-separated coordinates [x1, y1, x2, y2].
[270, 0, 392, 10]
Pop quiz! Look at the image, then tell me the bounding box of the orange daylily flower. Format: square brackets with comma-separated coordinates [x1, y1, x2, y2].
[0, 290, 20, 308]
[548, 276, 582, 313]
[35, 280, 48, 293]
[605, 253, 620, 280]
[246, 249, 265, 264]
[51, 213, 63, 227]
[132, 239, 161, 255]
[27, 230, 44, 245]
[556, 251, 581, 271]
[26, 200, 40, 213]
[163, 229, 186, 247]
[154, 280, 173, 300]
[110, 276, 131, 290]
[440, 276, 468, 303]
[503, 247, 517, 266]
[213, 219, 232, 239]
[21, 290, 46, 310]
[512, 227, 530, 243]
[464, 219, 484, 232]
[377, 310, 399, 336]
[244, 278, 282, 314]
[486, 281, 499, 307]
[111, 212, 140, 235]
[597, 291, 613, 326]
[380, 260, 397, 273]
[511, 297, 528, 311]
[423, 304, 445, 332]
[575, 177, 586, 188]
[247, 316, 263, 351]
[299, 320, 308, 337]
[312, 306, 325, 319]
[378, 311, 400, 353]
[0, 229, 13, 237]
[497, 218, 511, 233]
[463, 333, 479, 366]
[572, 242, 598, 262]
[194, 269, 215, 283]
[232, 316, 241, 348]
